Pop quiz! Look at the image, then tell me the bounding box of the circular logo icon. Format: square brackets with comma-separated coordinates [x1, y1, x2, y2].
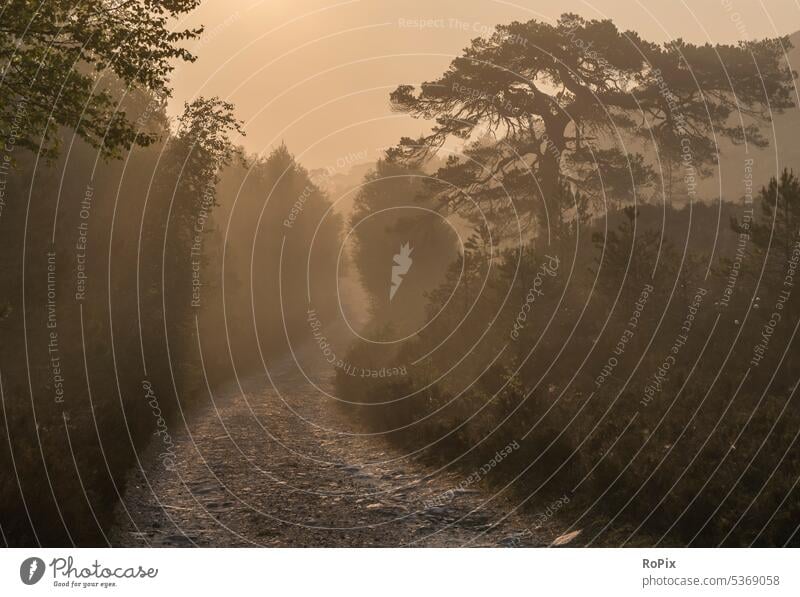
[19, 557, 45, 585]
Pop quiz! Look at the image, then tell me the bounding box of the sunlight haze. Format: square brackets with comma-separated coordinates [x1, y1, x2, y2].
[169, 0, 800, 169]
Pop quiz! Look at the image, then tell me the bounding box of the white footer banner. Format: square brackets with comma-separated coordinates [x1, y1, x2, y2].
[1, 549, 797, 596]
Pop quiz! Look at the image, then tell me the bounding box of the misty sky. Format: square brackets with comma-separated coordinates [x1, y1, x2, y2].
[167, 0, 800, 169]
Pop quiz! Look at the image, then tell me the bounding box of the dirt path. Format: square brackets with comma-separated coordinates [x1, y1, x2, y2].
[111, 347, 570, 547]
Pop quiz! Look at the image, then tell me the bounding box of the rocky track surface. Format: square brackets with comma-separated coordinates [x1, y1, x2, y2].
[111, 350, 573, 547]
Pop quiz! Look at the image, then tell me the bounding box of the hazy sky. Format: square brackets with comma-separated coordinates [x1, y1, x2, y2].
[168, 0, 800, 169]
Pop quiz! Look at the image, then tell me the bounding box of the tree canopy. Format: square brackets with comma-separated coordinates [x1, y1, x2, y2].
[0, 0, 203, 159]
[389, 13, 796, 235]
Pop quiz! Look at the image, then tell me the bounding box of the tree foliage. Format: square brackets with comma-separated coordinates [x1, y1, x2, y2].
[0, 0, 203, 159]
[389, 13, 795, 234]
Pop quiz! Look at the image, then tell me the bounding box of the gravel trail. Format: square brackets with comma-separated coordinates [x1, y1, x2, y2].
[111, 347, 570, 547]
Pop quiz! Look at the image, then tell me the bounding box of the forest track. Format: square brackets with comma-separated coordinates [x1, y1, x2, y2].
[111, 346, 572, 547]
